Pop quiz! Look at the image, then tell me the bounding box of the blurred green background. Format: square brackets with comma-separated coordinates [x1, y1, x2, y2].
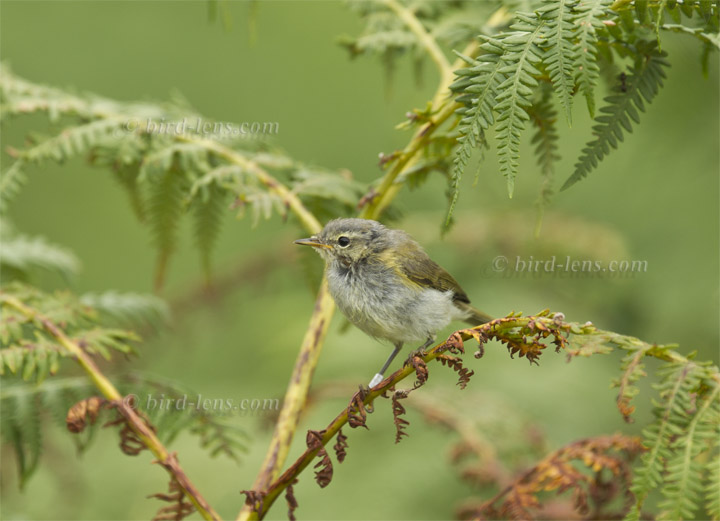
[1, 1, 718, 520]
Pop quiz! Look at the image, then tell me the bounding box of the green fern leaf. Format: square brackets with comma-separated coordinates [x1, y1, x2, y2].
[0, 161, 27, 215]
[563, 42, 669, 190]
[192, 184, 227, 282]
[627, 363, 689, 517]
[146, 167, 190, 291]
[573, 0, 612, 118]
[538, 0, 578, 124]
[0, 235, 81, 279]
[657, 367, 710, 520]
[447, 44, 505, 224]
[79, 291, 170, 329]
[20, 119, 121, 165]
[1, 387, 43, 488]
[113, 165, 147, 223]
[707, 435, 720, 520]
[495, 14, 546, 197]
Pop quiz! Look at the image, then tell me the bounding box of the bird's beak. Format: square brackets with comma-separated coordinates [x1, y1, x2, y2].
[294, 237, 332, 250]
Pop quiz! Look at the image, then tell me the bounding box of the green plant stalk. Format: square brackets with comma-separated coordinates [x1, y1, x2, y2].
[0, 294, 221, 521]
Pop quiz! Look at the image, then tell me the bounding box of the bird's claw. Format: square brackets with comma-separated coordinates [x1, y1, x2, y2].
[356, 385, 375, 413]
[403, 347, 427, 366]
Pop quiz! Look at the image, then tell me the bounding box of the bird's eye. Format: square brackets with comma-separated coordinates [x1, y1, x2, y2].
[337, 236, 350, 247]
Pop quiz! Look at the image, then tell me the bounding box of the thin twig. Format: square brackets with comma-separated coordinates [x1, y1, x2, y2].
[0, 294, 221, 521]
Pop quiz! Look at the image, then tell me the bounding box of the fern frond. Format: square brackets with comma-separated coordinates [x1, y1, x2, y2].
[146, 168, 190, 291]
[0, 282, 140, 379]
[0, 234, 81, 280]
[628, 363, 691, 516]
[0, 161, 27, 215]
[288, 167, 364, 221]
[79, 291, 170, 329]
[447, 44, 505, 223]
[495, 14, 546, 197]
[0, 340, 63, 383]
[191, 184, 227, 281]
[191, 416, 250, 463]
[662, 23, 720, 48]
[657, 367, 711, 521]
[113, 164, 147, 223]
[573, 0, 612, 118]
[707, 435, 720, 520]
[20, 119, 122, 165]
[563, 41, 669, 190]
[626, 361, 720, 520]
[538, 0, 578, 123]
[0, 386, 42, 488]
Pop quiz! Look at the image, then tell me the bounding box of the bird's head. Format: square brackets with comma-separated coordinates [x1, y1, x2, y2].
[294, 218, 390, 266]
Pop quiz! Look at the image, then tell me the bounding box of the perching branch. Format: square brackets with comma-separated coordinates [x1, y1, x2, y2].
[0, 293, 221, 521]
[240, 311, 720, 520]
[245, 312, 573, 519]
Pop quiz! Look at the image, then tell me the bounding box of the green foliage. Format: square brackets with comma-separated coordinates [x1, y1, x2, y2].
[339, 0, 492, 86]
[495, 13, 546, 197]
[537, 0, 578, 123]
[0, 281, 246, 487]
[574, 0, 612, 117]
[446, 0, 717, 220]
[0, 374, 250, 487]
[562, 326, 720, 520]
[0, 231, 81, 280]
[625, 360, 720, 521]
[0, 65, 361, 289]
[0, 283, 139, 383]
[447, 45, 503, 222]
[79, 291, 170, 329]
[563, 41, 669, 190]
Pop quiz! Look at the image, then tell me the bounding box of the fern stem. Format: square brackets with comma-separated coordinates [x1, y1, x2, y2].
[382, 0, 453, 82]
[0, 294, 221, 521]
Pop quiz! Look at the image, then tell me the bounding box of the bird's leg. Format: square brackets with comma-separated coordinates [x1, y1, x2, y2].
[368, 342, 403, 388]
[404, 336, 435, 365]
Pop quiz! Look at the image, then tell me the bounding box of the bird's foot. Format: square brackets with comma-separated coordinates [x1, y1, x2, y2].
[403, 347, 427, 366]
[355, 384, 375, 413]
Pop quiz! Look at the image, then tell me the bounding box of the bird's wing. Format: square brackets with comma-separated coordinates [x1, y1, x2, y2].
[391, 236, 471, 304]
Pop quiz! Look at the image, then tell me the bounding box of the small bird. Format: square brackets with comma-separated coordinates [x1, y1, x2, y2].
[295, 218, 493, 387]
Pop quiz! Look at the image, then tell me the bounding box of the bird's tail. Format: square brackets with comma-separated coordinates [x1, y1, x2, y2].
[456, 302, 494, 325]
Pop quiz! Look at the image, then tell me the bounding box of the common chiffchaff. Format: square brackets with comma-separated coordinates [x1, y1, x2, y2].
[295, 218, 492, 387]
